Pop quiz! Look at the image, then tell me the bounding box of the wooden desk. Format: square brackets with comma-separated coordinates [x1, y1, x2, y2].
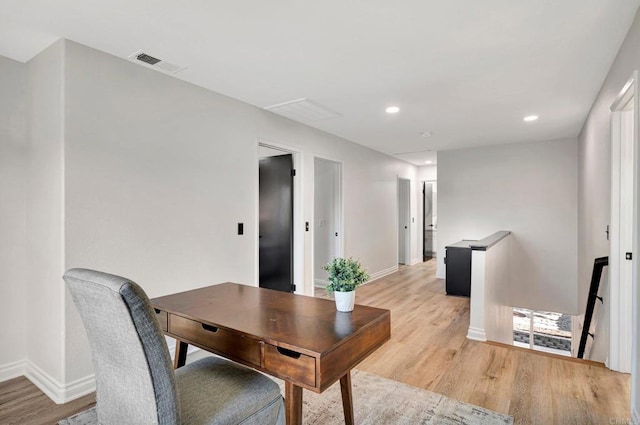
[151, 283, 390, 425]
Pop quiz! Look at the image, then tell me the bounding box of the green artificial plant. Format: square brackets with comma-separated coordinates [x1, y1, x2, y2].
[323, 257, 370, 294]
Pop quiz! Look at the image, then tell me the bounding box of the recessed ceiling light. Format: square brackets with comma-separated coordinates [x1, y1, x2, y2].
[425, 160, 433, 164]
[386, 106, 400, 114]
[523, 115, 539, 122]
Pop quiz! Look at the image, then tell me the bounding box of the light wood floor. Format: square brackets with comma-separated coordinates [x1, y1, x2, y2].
[0, 260, 630, 424]
[354, 260, 630, 425]
[0, 377, 95, 425]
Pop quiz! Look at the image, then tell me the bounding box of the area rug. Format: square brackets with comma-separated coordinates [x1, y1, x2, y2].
[59, 369, 513, 424]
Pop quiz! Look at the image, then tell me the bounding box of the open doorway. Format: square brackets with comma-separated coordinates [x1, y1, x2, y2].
[423, 181, 437, 261]
[313, 157, 343, 291]
[398, 178, 411, 265]
[258, 143, 299, 293]
[609, 73, 638, 373]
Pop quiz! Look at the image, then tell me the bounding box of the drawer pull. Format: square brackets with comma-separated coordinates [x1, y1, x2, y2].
[154, 308, 161, 314]
[276, 347, 301, 359]
[201, 323, 219, 333]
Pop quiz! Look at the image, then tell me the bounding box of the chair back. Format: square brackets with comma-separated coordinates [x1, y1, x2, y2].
[64, 268, 180, 425]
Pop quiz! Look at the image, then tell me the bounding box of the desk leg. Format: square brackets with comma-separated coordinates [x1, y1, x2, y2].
[340, 371, 354, 425]
[284, 381, 302, 425]
[173, 340, 188, 369]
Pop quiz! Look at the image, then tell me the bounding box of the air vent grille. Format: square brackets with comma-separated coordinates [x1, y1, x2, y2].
[264, 98, 341, 122]
[127, 50, 186, 75]
[136, 53, 161, 65]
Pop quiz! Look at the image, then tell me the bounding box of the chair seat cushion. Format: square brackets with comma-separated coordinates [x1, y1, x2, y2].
[176, 356, 284, 425]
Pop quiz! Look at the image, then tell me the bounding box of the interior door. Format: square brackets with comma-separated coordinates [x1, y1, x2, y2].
[314, 158, 342, 286]
[618, 108, 634, 370]
[423, 182, 435, 260]
[259, 154, 294, 292]
[398, 178, 410, 265]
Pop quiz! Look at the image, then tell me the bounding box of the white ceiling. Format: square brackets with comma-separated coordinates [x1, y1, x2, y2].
[2, 0, 638, 165]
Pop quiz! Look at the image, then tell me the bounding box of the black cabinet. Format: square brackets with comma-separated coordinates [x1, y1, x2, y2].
[444, 240, 474, 297]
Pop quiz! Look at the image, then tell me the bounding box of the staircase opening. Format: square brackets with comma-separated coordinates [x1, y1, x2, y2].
[513, 308, 572, 356]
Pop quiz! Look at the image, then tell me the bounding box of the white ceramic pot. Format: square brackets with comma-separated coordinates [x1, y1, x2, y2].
[334, 290, 356, 312]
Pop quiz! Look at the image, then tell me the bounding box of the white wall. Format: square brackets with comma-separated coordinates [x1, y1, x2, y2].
[438, 138, 578, 314]
[25, 40, 66, 388]
[467, 235, 513, 344]
[482, 236, 514, 344]
[418, 164, 437, 182]
[61, 40, 418, 383]
[0, 55, 27, 374]
[578, 6, 640, 414]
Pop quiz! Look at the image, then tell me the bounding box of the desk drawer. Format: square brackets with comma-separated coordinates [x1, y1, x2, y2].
[263, 344, 315, 387]
[169, 315, 260, 367]
[154, 309, 168, 332]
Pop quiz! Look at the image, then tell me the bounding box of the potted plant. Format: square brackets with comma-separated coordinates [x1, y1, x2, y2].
[323, 257, 370, 312]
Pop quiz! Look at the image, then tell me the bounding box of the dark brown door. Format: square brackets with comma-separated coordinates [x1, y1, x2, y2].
[259, 154, 294, 292]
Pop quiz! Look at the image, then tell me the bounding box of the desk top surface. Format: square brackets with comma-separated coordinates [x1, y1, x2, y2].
[151, 283, 390, 356]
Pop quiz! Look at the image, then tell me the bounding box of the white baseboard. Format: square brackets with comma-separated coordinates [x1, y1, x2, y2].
[165, 335, 203, 362]
[160, 338, 210, 365]
[466, 326, 487, 342]
[1, 359, 95, 404]
[58, 372, 96, 402]
[25, 360, 95, 404]
[322, 264, 399, 288]
[314, 278, 328, 288]
[1, 340, 209, 405]
[410, 258, 422, 266]
[185, 348, 212, 363]
[0, 359, 27, 382]
[366, 265, 399, 283]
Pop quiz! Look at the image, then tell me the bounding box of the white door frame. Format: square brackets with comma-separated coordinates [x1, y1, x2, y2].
[256, 138, 304, 295]
[398, 177, 411, 265]
[609, 72, 637, 374]
[311, 155, 345, 296]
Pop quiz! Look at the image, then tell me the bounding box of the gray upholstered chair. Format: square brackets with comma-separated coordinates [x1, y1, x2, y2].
[64, 268, 285, 425]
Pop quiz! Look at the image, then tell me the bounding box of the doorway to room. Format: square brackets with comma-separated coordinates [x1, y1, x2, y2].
[313, 157, 343, 291]
[258, 143, 297, 293]
[398, 178, 411, 265]
[423, 181, 437, 261]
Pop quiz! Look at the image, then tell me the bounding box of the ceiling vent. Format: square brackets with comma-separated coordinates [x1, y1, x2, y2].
[393, 148, 433, 155]
[264, 98, 341, 122]
[127, 50, 186, 75]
